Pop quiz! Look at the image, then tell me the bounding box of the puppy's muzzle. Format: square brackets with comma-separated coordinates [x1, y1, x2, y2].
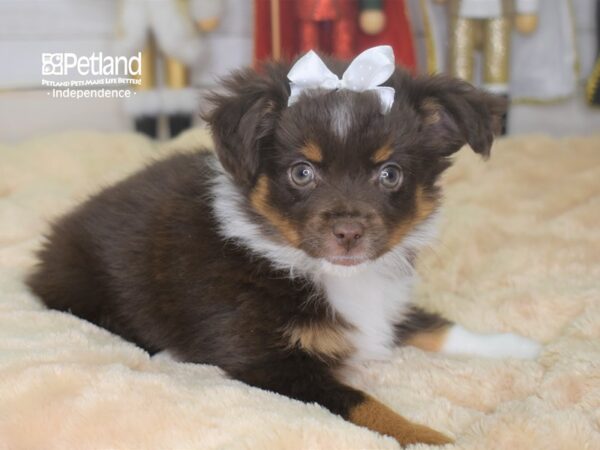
[332, 220, 364, 252]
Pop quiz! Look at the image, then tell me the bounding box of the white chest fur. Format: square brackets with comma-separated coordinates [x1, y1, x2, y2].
[322, 268, 414, 363]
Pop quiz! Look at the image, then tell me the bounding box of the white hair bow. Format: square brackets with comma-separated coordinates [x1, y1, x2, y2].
[287, 45, 396, 113]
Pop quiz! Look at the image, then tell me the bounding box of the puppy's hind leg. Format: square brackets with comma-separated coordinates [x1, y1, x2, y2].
[398, 306, 541, 360]
[231, 350, 453, 446]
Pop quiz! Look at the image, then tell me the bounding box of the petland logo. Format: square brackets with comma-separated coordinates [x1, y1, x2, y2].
[41, 52, 142, 99]
[42, 52, 141, 76]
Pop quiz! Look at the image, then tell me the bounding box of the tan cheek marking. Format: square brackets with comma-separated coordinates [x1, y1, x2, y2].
[405, 324, 452, 352]
[348, 396, 453, 446]
[283, 322, 354, 360]
[250, 175, 301, 246]
[388, 186, 438, 249]
[371, 145, 394, 164]
[300, 142, 323, 163]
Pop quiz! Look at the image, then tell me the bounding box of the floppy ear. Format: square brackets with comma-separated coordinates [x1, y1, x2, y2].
[204, 64, 288, 187]
[404, 74, 506, 158]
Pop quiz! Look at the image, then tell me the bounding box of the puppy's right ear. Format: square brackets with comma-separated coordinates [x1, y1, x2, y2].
[204, 65, 288, 187]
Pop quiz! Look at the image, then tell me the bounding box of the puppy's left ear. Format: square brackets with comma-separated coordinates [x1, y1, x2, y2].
[204, 64, 288, 187]
[403, 74, 507, 158]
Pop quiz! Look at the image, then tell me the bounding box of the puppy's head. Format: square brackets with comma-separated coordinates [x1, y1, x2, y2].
[205, 58, 505, 269]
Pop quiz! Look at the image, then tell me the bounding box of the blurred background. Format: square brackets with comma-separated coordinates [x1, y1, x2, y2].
[0, 0, 599, 142]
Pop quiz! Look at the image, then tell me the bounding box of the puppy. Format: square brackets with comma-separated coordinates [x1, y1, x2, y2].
[28, 49, 540, 446]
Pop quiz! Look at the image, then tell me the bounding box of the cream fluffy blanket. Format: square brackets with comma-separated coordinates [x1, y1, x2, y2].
[1, 131, 599, 450]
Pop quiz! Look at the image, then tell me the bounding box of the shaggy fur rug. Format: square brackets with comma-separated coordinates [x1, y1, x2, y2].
[0, 130, 599, 450]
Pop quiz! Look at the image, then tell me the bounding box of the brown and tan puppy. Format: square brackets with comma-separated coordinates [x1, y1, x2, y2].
[28, 52, 540, 446]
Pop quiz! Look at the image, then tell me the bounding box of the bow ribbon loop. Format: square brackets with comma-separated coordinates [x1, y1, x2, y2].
[287, 45, 396, 113]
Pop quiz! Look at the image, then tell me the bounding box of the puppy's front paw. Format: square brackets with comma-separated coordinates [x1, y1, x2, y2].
[442, 325, 542, 360]
[489, 332, 542, 360]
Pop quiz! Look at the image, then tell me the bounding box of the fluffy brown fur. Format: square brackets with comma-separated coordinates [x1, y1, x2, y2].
[27, 55, 505, 446]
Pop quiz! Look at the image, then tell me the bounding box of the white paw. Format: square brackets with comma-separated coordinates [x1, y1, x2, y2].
[485, 332, 542, 360]
[442, 325, 542, 360]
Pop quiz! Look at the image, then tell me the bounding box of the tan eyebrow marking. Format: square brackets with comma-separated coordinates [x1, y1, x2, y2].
[300, 142, 323, 163]
[371, 144, 394, 163]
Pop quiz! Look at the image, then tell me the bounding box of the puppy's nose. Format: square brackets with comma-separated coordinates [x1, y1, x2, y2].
[332, 221, 364, 250]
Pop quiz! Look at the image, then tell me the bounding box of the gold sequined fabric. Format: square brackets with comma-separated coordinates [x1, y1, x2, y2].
[448, 0, 512, 85]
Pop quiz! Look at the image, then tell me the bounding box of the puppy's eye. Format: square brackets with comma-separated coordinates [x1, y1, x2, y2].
[289, 163, 315, 187]
[378, 164, 403, 190]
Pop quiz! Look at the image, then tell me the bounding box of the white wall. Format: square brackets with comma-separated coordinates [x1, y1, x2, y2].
[0, 0, 253, 141]
[0, 1, 118, 89]
[0, 0, 253, 90]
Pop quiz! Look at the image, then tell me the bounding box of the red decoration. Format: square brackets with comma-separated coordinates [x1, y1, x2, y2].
[254, 0, 416, 72]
